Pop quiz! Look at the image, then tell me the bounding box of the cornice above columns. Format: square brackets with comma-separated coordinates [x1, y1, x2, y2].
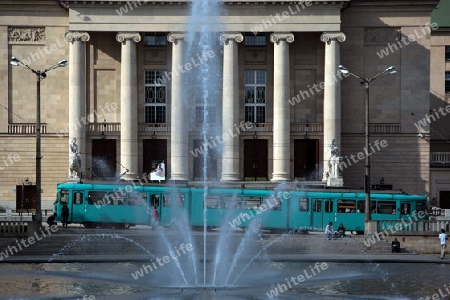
[320, 32, 346, 44]
[64, 31, 90, 43]
[167, 32, 187, 45]
[270, 32, 294, 44]
[219, 32, 243, 45]
[116, 32, 141, 43]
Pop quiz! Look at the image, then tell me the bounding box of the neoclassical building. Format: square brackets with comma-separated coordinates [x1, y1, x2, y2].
[0, 0, 444, 211]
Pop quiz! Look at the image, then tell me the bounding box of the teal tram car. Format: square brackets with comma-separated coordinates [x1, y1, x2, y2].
[54, 182, 428, 233]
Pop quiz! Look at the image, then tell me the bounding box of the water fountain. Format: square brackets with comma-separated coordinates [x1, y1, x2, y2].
[3, 2, 450, 300]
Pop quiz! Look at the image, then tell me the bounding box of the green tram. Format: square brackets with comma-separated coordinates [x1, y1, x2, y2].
[54, 182, 428, 233]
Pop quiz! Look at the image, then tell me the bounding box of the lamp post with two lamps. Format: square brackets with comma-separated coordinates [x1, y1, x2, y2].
[338, 65, 397, 224]
[10, 56, 68, 225]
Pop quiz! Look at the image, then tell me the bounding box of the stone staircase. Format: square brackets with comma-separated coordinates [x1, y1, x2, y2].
[263, 233, 395, 255]
[0, 227, 402, 261]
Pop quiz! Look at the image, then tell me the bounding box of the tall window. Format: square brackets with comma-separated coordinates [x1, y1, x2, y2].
[244, 70, 266, 123]
[446, 71, 450, 94]
[446, 46, 450, 61]
[144, 33, 166, 46]
[144, 70, 166, 123]
[244, 33, 266, 46]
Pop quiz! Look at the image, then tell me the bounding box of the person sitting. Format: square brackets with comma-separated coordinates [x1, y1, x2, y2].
[325, 222, 334, 240]
[337, 223, 346, 238]
[391, 238, 401, 253]
[47, 213, 57, 227]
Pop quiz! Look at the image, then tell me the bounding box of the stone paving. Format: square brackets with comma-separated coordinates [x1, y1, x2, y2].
[0, 223, 448, 263]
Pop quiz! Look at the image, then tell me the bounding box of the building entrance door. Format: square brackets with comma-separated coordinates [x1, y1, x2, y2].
[143, 139, 167, 177]
[91, 139, 116, 180]
[294, 139, 319, 181]
[244, 139, 268, 181]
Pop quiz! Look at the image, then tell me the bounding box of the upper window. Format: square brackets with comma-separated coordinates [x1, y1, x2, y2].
[445, 72, 450, 94]
[244, 70, 266, 123]
[445, 46, 450, 61]
[144, 33, 166, 46]
[144, 70, 166, 123]
[244, 33, 266, 46]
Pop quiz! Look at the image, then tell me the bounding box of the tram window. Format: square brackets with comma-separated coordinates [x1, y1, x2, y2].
[128, 193, 146, 206]
[222, 196, 239, 209]
[313, 200, 322, 212]
[299, 198, 308, 212]
[88, 191, 108, 205]
[270, 196, 282, 211]
[177, 194, 185, 207]
[73, 192, 83, 205]
[59, 190, 69, 204]
[416, 202, 426, 215]
[401, 203, 411, 215]
[205, 196, 221, 209]
[338, 200, 356, 213]
[163, 195, 170, 207]
[243, 197, 262, 210]
[151, 195, 160, 207]
[356, 201, 366, 213]
[325, 200, 333, 213]
[371, 201, 377, 213]
[378, 201, 396, 214]
[108, 193, 126, 205]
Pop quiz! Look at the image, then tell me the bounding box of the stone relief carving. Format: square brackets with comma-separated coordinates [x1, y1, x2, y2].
[365, 28, 400, 45]
[8, 27, 45, 43]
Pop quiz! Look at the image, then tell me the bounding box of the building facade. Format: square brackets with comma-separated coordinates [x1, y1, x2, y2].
[0, 0, 441, 210]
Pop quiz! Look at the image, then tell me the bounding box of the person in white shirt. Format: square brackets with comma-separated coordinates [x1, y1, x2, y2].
[439, 228, 448, 259]
[325, 222, 334, 240]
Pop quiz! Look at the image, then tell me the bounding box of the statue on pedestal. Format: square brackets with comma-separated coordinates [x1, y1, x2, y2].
[327, 139, 343, 179]
[69, 138, 81, 178]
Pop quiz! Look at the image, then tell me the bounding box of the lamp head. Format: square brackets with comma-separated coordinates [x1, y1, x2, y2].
[58, 59, 68, 67]
[386, 66, 395, 71]
[388, 70, 397, 76]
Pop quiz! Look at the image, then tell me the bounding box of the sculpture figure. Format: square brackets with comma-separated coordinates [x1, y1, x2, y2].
[69, 138, 81, 178]
[327, 139, 342, 179]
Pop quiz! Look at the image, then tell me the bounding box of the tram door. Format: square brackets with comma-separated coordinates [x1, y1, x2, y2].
[311, 199, 335, 230]
[70, 191, 85, 223]
[290, 197, 313, 229]
[311, 199, 323, 230]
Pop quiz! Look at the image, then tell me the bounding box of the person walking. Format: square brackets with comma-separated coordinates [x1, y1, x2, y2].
[439, 228, 448, 259]
[61, 203, 70, 227]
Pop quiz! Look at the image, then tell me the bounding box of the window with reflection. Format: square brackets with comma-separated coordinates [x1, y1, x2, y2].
[377, 201, 396, 214]
[73, 192, 83, 205]
[313, 200, 322, 212]
[325, 200, 333, 213]
[338, 200, 356, 213]
[128, 192, 146, 206]
[299, 198, 308, 212]
[88, 191, 108, 205]
[401, 203, 411, 215]
[244, 70, 266, 123]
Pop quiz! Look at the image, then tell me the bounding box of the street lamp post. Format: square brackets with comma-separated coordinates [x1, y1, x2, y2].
[338, 65, 397, 223]
[10, 57, 68, 225]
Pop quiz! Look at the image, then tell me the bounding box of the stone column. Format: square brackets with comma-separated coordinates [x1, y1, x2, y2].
[65, 31, 90, 179]
[270, 32, 294, 182]
[167, 32, 188, 181]
[116, 32, 141, 180]
[220, 32, 243, 181]
[320, 32, 346, 185]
